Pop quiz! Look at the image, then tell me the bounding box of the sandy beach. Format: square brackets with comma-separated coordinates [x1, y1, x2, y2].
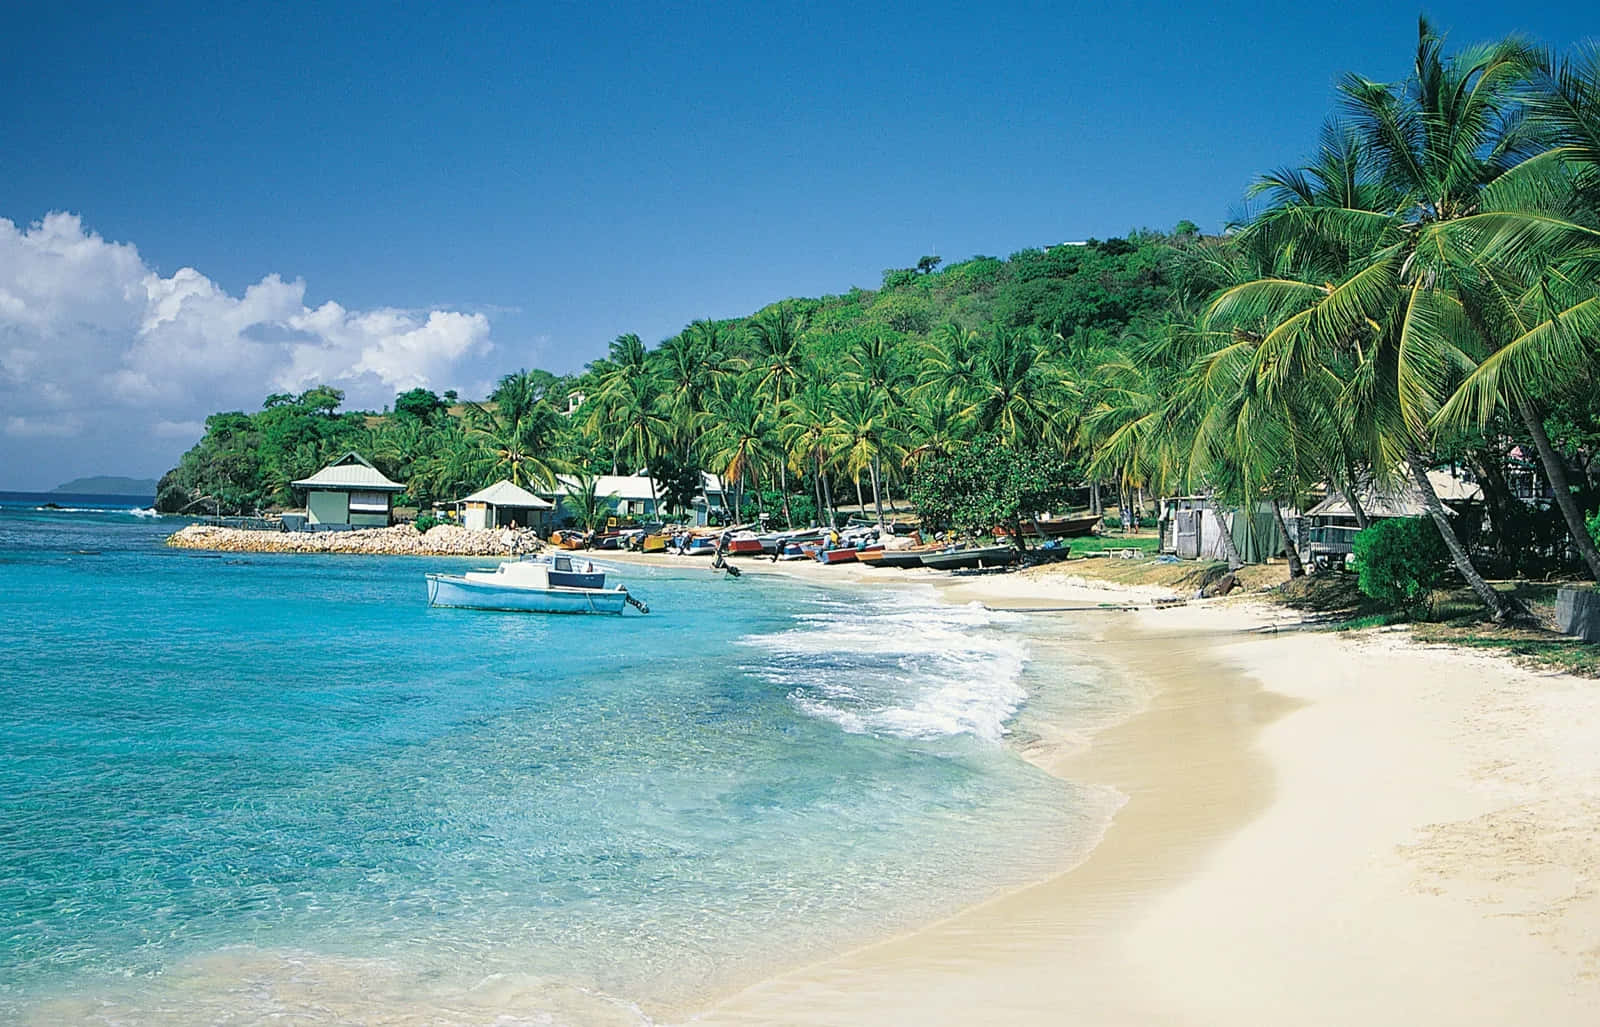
[593, 550, 1600, 1025]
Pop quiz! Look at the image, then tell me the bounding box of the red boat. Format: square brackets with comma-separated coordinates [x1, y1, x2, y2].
[814, 547, 859, 565]
[727, 534, 765, 555]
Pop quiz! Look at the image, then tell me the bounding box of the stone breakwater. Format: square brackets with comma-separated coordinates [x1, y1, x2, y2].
[166, 523, 541, 556]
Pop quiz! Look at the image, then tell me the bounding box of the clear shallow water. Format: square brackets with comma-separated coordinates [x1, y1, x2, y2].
[0, 502, 1123, 1024]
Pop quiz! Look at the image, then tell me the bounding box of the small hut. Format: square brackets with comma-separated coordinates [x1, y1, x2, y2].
[292, 452, 404, 527]
[456, 480, 555, 531]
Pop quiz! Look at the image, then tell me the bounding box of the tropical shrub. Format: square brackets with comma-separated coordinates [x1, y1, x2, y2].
[413, 514, 440, 534]
[1352, 517, 1452, 611]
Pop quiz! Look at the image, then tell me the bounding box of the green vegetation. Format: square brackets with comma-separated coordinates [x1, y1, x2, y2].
[1353, 518, 1453, 612]
[159, 18, 1600, 633]
[413, 514, 440, 534]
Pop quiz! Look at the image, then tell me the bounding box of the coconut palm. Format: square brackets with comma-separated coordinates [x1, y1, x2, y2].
[700, 389, 775, 524]
[465, 371, 569, 490]
[746, 303, 808, 526]
[780, 377, 844, 527]
[1203, 23, 1543, 618]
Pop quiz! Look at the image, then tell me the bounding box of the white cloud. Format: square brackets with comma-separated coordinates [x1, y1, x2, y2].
[0, 212, 498, 486]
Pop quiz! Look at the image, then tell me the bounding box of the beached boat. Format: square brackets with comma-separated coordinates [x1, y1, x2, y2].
[641, 532, 669, 553]
[683, 535, 720, 556]
[861, 546, 936, 569]
[920, 544, 1017, 571]
[814, 547, 859, 565]
[995, 513, 1103, 540]
[759, 527, 826, 554]
[550, 529, 589, 550]
[426, 559, 646, 615]
[726, 531, 765, 555]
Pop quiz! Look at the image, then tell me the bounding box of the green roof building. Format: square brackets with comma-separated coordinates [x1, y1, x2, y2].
[292, 452, 404, 527]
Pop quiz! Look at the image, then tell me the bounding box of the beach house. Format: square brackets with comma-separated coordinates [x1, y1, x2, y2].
[291, 452, 405, 528]
[455, 479, 556, 531]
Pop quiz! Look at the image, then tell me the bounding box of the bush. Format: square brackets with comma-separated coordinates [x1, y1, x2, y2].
[1353, 517, 1452, 611]
[1588, 508, 1600, 548]
[413, 514, 440, 534]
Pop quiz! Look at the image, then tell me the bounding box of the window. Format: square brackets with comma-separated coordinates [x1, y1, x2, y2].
[349, 491, 389, 513]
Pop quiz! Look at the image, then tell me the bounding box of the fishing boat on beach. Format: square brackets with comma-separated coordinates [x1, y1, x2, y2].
[426, 557, 648, 615]
[994, 512, 1103, 541]
[920, 544, 1018, 571]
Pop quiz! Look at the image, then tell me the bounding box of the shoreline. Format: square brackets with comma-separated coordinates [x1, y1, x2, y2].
[634, 553, 1600, 1024]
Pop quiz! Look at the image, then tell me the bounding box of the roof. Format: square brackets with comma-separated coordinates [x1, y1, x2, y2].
[456, 479, 554, 509]
[1303, 470, 1482, 519]
[292, 452, 404, 491]
[548, 472, 659, 502]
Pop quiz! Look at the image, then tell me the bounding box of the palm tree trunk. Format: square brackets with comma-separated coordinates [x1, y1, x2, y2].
[1204, 491, 1245, 569]
[1343, 485, 1371, 530]
[870, 455, 886, 528]
[1402, 445, 1526, 623]
[1271, 497, 1305, 578]
[813, 455, 826, 527]
[854, 476, 866, 520]
[821, 467, 836, 528]
[1515, 395, 1600, 581]
[778, 461, 794, 529]
[1090, 481, 1102, 515]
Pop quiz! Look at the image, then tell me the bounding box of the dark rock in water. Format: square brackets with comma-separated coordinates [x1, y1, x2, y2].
[42, 502, 62, 509]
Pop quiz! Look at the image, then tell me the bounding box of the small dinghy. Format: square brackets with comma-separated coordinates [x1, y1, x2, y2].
[426, 557, 647, 615]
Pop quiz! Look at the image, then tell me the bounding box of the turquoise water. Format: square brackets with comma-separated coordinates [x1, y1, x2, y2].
[0, 500, 1123, 1024]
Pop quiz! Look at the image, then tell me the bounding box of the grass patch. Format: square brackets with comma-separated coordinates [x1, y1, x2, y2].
[1065, 533, 1160, 556]
[1410, 621, 1600, 677]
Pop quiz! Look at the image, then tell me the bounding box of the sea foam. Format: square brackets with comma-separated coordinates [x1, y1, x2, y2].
[741, 588, 1029, 742]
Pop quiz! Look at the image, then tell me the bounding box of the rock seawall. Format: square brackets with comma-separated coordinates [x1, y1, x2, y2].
[166, 523, 539, 556]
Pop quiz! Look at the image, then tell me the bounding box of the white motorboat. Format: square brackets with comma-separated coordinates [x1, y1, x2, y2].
[426, 559, 647, 615]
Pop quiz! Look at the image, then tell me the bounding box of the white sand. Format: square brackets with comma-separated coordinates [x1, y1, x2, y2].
[629, 552, 1600, 1026]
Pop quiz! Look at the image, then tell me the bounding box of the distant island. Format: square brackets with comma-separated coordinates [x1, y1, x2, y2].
[53, 476, 159, 496]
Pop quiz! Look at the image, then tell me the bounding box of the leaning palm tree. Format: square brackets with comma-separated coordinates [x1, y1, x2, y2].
[1204, 23, 1539, 619]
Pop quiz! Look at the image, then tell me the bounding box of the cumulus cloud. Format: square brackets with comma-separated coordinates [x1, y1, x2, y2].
[0, 212, 496, 486]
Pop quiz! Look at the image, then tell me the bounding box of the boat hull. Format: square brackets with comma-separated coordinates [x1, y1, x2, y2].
[426, 574, 630, 614]
[815, 548, 858, 564]
[921, 546, 1017, 571]
[867, 550, 928, 568]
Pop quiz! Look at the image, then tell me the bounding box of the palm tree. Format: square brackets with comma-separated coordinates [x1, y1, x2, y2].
[780, 378, 843, 527]
[605, 374, 672, 521]
[563, 472, 618, 533]
[1203, 23, 1541, 619]
[465, 371, 569, 490]
[1424, 44, 1600, 578]
[746, 303, 807, 526]
[832, 385, 901, 527]
[700, 389, 775, 524]
[965, 325, 1074, 446]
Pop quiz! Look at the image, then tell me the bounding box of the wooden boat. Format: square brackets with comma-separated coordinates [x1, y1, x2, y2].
[683, 535, 719, 556]
[550, 529, 588, 550]
[862, 547, 935, 569]
[727, 532, 765, 555]
[814, 547, 859, 565]
[920, 544, 1018, 571]
[996, 513, 1103, 540]
[759, 527, 826, 554]
[777, 540, 818, 560]
[641, 532, 669, 553]
[426, 559, 647, 615]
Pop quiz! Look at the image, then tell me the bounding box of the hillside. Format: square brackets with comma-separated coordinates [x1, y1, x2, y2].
[54, 476, 159, 496]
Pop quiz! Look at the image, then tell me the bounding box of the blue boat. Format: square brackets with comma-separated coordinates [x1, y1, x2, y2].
[426, 559, 647, 615]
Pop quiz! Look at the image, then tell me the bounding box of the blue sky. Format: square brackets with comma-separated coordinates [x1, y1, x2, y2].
[0, 1, 1594, 487]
